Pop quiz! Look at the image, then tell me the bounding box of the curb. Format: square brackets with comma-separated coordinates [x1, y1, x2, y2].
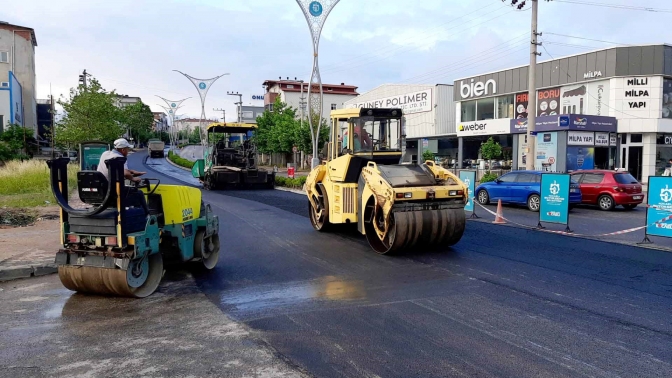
[0, 262, 58, 283]
[275, 186, 305, 195]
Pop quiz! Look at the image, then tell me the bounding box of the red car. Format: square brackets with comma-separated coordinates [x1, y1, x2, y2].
[569, 170, 643, 211]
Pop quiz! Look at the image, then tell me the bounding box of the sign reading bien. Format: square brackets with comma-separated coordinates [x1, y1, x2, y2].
[645, 177, 672, 238]
[539, 173, 570, 225]
[459, 171, 476, 213]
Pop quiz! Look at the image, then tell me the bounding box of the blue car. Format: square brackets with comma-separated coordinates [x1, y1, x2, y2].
[475, 170, 582, 212]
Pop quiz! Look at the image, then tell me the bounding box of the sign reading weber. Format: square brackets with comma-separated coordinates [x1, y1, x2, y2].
[349, 89, 432, 114]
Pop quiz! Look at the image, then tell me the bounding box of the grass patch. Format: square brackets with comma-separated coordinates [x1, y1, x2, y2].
[275, 175, 306, 189]
[168, 150, 195, 169]
[0, 159, 78, 207]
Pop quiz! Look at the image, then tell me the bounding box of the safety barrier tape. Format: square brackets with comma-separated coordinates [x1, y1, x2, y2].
[471, 198, 672, 237]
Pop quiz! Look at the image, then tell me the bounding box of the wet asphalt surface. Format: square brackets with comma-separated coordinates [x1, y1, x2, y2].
[2, 151, 672, 378]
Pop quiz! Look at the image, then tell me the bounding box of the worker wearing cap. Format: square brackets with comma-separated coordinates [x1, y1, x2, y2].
[97, 138, 146, 182]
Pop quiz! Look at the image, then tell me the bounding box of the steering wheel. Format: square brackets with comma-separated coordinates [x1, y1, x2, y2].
[134, 178, 161, 195]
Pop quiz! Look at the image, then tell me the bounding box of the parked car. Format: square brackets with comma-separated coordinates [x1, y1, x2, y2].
[475, 170, 582, 212]
[569, 170, 643, 210]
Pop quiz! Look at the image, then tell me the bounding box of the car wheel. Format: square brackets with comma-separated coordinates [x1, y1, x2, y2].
[527, 194, 540, 212]
[623, 204, 637, 210]
[477, 189, 490, 205]
[598, 195, 615, 211]
[569, 204, 576, 210]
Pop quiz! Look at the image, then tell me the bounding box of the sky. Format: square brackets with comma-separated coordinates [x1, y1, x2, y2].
[3, 0, 672, 123]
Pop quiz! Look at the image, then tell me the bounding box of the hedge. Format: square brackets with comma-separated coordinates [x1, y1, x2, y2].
[275, 175, 306, 189]
[168, 150, 195, 169]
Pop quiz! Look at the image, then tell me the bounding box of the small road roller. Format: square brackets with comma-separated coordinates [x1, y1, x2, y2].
[305, 107, 468, 254]
[47, 156, 220, 298]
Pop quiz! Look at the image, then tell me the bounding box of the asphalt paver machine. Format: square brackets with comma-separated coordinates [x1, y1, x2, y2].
[192, 122, 275, 190]
[47, 156, 220, 297]
[305, 108, 468, 254]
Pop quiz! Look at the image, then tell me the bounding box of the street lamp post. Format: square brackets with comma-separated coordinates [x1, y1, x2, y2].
[156, 96, 189, 148]
[227, 91, 244, 146]
[296, 0, 340, 170]
[173, 70, 229, 146]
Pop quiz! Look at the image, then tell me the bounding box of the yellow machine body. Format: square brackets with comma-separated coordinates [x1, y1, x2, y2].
[141, 184, 203, 224]
[305, 108, 468, 254]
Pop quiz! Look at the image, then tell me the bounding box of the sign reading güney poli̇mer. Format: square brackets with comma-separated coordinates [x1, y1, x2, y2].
[349, 89, 432, 114]
[645, 177, 672, 238]
[539, 173, 570, 225]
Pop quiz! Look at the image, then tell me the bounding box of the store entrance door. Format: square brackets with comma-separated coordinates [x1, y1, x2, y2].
[594, 148, 610, 169]
[628, 146, 643, 181]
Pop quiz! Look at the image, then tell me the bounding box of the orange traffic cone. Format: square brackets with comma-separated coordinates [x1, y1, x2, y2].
[493, 199, 507, 224]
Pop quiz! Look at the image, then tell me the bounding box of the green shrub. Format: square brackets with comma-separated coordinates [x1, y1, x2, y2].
[479, 172, 499, 183]
[275, 175, 306, 189]
[168, 150, 195, 169]
[422, 149, 435, 162]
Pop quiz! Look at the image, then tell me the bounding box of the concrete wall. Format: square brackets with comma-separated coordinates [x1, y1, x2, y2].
[0, 28, 36, 133]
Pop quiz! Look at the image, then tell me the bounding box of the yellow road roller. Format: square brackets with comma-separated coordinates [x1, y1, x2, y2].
[305, 108, 468, 254]
[47, 156, 220, 297]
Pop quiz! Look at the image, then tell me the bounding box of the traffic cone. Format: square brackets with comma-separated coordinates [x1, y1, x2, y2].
[493, 199, 506, 224]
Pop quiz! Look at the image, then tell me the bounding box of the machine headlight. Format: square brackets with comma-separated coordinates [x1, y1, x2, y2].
[395, 192, 412, 199]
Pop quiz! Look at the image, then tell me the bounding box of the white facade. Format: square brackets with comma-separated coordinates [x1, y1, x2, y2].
[263, 79, 359, 122]
[343, 84, 455, 162]
[0, 22, 37, 133]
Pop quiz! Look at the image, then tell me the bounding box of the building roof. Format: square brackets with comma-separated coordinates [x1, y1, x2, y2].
[0, 21, 37, 46]
[263, 79, 359, 95]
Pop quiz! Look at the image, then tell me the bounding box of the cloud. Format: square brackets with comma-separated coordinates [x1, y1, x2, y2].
[3, 0, 671, 122]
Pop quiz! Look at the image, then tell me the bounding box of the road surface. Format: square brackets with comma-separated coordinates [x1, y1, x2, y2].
[1, 151, 670, 378]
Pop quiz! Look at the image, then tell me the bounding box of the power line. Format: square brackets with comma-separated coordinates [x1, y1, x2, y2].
[553, 0, 672, 13]
[320, 2, 506, 71]
[323, 6, 519, 75]
[543, 41, 603, 49]
[543, 33, 629, 46]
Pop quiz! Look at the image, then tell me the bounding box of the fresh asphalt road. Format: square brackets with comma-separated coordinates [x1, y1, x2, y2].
[1, 151, 671, 378]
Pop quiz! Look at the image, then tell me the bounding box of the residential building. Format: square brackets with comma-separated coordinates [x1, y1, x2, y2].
[236, 105, 264, 124]
[36, 98, 53, 144]
[0, 21, 37, 134]
[113, 94, 142, 107]
[262, 78, 358, 120]
[152, 112, 168, 132]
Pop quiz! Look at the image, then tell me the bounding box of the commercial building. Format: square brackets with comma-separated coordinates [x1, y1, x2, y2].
[343, 84, 455, 163]
[0, 21, 37, 133]
[36, 98, 53, 143]
[152, 112, 168, 132]
[453, 44, 672, 184]
[262, 78, 358, 120]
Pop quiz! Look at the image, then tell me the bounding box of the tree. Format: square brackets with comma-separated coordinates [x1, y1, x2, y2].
[118, 102, 154, 144]
[0, 124, 37, 156]
[189, 127, 201, 144]
[480, 137, 502, 171]
[55, 77, 123, 148]
[255, 97, 300, 154]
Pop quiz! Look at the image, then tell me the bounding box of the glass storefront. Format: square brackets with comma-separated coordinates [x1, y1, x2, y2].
[460, 95, 516, 123]
[476, 97, 495, 120]
[461, 100, 476, 122]
[655, 134, 672, 175]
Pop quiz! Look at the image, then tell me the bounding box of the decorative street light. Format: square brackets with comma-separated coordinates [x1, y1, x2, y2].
[296, 0, 340, 170]
[173, 70, 229, 146]
[156, 96, 189, 148]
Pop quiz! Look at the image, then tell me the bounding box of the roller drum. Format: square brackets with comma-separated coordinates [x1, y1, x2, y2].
[57, 253, 164, 298]
[366, 208, 466, 255]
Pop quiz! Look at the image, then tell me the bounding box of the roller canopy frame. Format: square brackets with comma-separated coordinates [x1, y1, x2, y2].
[46, 156, 126, 217]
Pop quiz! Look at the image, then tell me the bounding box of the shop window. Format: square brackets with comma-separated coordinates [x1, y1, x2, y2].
[461, 100, 476, 122]
[620, 134, 627, 144]
[630, 134, 643, 143]
[496, 95, 514, 119]
[476, 97, 495, 120]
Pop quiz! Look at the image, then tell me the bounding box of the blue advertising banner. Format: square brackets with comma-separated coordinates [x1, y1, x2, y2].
[540, 173, 570, 225]
[566, 146, 595, 171]
[510, 114, 617, 134]
[645, 177, 672, 238]
[459, 170, 476, 213]
[9, 71, 23, 126]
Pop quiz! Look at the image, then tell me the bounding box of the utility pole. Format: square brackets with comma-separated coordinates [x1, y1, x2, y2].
[505, 0, 545, 170]
[227, 91, 244, 146]
[213, 107, 226, 122]
[50, 84, 55, 159]
[78, 69, 89, 90]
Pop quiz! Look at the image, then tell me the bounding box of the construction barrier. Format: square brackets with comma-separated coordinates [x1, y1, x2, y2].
[472, 199, 672, 240]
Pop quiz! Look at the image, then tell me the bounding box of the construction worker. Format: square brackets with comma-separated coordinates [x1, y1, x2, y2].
[97, 138, 146, 183]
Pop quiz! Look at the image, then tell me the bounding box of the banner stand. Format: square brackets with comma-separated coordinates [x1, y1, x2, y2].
[459, 171, 478, 219]
[637, 177, 672, 245]
[538, 173, 572, 233]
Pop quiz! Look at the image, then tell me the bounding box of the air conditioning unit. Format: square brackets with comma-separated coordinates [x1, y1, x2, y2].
[0, 82, 8, 88]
